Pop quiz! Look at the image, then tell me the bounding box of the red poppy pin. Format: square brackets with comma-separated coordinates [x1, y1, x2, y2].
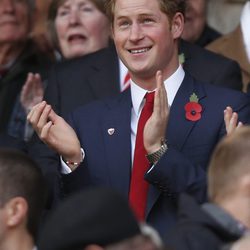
[184, 93, 202, 121]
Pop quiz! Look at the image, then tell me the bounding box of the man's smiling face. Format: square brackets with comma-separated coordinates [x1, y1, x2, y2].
[112, 0, 182, 84]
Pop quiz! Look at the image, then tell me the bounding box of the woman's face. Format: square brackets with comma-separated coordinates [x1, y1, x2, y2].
[55, 0, 110, 59]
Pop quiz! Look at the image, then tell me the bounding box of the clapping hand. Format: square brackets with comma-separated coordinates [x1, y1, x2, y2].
[224, 106, 243, 135]
[144, 71, 169, 154]
[21, 73, 44, 114]
[27, 101, 83, 169]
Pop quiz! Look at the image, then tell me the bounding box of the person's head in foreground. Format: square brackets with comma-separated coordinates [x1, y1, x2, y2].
[38, 187, 164, 250]
[0, 149, 47, 250]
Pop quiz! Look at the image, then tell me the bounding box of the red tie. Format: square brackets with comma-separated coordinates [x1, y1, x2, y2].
[129, 92, 155, 221]
[122, 72, 130, 92]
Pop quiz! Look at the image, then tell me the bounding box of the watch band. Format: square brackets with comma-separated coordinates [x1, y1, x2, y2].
[146, 141, 168, 164]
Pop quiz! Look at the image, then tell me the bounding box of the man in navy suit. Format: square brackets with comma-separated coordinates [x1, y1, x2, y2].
[27, 0, 250, 238]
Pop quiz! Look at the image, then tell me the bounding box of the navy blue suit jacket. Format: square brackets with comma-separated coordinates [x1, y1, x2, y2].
[62, 74, 250, 237]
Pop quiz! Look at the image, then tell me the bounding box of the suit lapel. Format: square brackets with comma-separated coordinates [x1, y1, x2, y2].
[146, 74, 206, 218]
[167, 74, 206, 149]
[102, 90, 132, 197]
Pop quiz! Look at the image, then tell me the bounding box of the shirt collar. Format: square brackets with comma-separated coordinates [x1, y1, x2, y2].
[119, 59, 129, 85]
[130, 64, 185, 116]
[240, 1, 250, 62]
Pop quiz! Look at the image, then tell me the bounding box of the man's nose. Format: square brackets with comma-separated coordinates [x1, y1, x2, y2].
[128, 23, 144, 42]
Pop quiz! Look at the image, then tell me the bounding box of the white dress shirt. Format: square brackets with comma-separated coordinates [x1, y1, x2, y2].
[61, 64, 185, 173]
[130, 64, 184, 162]
[241, 1, 250, 63]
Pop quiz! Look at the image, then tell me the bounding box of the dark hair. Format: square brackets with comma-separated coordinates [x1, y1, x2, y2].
[0, 149, 47, 240]
[105, 0, 186, 26]
[47, 0, 107, 50]
[38, 187, 140, 250]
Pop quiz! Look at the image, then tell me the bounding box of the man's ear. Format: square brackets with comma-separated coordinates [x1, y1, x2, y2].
[5, 197, 28, 228]
[171, 12, 185, 39]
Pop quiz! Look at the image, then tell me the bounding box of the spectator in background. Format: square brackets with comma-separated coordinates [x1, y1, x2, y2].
[47, 0, 111, 59]
[206, 1, 250, 92]
[0, 0, 52, 141]
[30, 0, 111, 60]
[38, 188, 163, 250]
[166, 126, 250, 250]
[0, 149, 47, 250]
[181, 0, 221, 47]
[20, 0, 111, 141]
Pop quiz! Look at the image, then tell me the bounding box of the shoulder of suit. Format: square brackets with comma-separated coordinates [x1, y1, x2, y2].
[202, 81, 250, 106]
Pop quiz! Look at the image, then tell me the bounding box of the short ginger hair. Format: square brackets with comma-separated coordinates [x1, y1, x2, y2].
[208, 126, 250, 202]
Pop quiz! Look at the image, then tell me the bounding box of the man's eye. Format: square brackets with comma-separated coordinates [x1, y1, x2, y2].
[119, 21, 130, 28]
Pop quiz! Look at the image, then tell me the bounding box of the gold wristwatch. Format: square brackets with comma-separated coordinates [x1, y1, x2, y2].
[146, 139, 168, 164]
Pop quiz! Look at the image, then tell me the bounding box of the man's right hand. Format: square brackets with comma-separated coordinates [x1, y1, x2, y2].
[27, 101, 82, 168]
